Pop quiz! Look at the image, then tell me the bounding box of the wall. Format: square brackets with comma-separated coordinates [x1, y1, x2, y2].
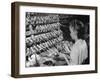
[0, 0, 100, 80]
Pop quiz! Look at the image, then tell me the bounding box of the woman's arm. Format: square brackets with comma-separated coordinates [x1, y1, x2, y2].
[61, 47, 79, 65]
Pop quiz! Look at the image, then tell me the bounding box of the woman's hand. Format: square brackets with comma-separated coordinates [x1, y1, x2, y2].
[58, 53, 70, 65]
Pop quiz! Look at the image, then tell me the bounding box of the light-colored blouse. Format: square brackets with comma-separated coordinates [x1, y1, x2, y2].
[69, 39, 88, 65]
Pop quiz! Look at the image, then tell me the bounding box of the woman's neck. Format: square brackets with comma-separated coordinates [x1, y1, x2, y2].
[74, 36, 78, 42]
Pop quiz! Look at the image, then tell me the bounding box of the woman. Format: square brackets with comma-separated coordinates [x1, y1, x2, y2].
[63, 19, 88, 65]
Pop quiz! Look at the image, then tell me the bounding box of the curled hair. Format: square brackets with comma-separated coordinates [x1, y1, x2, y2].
[69, 19, 85, 39]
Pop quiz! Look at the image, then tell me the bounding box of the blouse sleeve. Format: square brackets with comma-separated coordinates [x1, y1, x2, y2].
[69, 47, 79, 65]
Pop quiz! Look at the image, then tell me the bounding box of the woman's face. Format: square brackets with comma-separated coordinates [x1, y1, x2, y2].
[69, 26, 77, 40]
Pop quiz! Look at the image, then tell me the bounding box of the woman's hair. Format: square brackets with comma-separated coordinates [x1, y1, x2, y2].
[69, 19, 85, 39]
